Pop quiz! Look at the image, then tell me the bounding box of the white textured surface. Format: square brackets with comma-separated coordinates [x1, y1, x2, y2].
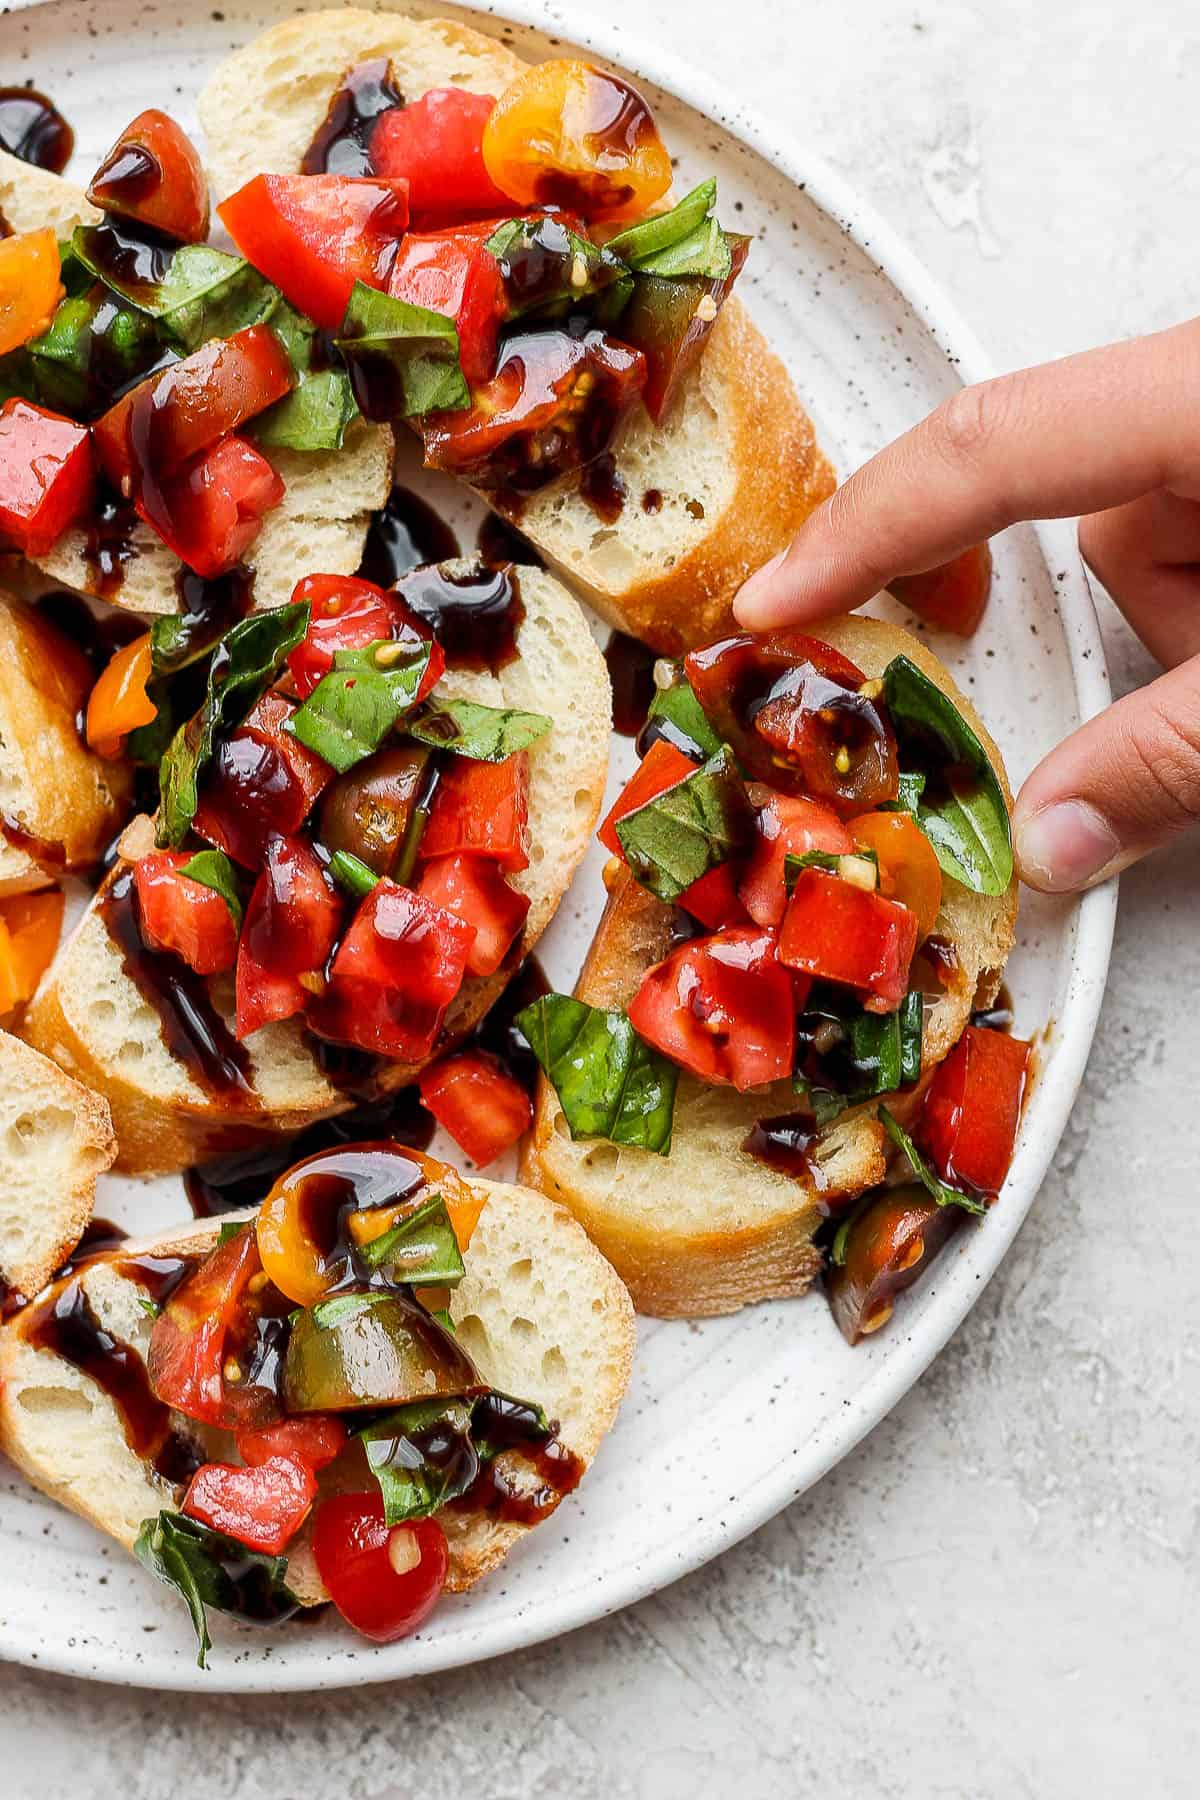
[0, 0, 1195, 1789]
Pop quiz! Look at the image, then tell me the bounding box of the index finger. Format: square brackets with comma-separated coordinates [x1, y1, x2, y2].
[735, 316, 1200, 628]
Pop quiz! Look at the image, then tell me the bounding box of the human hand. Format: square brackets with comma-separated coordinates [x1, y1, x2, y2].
[734, 319, 1200, 893]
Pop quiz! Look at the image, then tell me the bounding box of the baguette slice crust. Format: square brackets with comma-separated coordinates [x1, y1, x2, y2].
[23, 565, 611, 1173]
[524, 614, 1019, 1317]
[0, 1030, 116, 1301]
[0, 589, 132, 893]
[0, 1182, 635, 1609]
[198, 10, 836, 652]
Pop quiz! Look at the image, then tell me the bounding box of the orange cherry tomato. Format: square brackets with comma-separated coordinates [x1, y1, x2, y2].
[85, 633, 157, 760]
[256, 1143, 486, 1307]
[481, 59, 672, 220]
[0, 229, 63, 357]
[0, 888, 65, 1016]
[849, 810, 943, 941]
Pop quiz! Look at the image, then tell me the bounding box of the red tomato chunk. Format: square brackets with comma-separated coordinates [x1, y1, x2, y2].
[419, 1049, 533, 1167]
[236, 834, 343, 1039]
[597, 738, 696, 858]
[389, 222, 506, 386]
[416, 851, 529, 977]
[779, 867, 918, 1013]
[421, 753, 530, 871]
[370, 89, 508, 222]
[310, 879, 474, 1060]
[287, 573, 444, 701]
[313, 1492, 448, 1644]
[194, 692, 332, 871]
[134, 850, 238, 976]
[628, 926, 798, 1091]
[921, 1024, 1031, 1195]
[0, 399, 94, 555]
[183, 1454, 317, 1555]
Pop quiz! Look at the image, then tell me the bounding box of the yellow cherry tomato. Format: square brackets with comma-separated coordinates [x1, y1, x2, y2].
[0, 888, 65, 1016]
[85, 633, 157, 761]
[0, 229, 63, 357]
[849, 810, 944, 941]
[482, 58, 673, 221]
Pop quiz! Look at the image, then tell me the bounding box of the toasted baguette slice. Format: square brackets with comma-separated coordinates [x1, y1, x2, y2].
[0, 147, 96, 237]
[0, 589, 132, 893]
[0, 1180, 635, 1611]
[198, 9, 836, 654]
[0, 1030, 116, 1303]
[23, 564, 611, 1173]
[523, 614, 1019, 1317]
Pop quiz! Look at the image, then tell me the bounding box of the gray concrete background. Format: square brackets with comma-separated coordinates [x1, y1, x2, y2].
[2, 1, 1197, 1793]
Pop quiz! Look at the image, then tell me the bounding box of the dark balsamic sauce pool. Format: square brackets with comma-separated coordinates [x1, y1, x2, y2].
[0, 87, 73, 173]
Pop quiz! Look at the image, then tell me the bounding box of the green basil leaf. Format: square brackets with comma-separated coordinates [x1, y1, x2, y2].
[877, 1105, 986, 1216]
[881, 655, 1013, 895]
[58, 239, 93, 298]
[217, 1220, 248, 1246]
[328, 849, 381, 898]
[253, 367, 360, 451]
[310, 1292, 391, 1331]
[158, 252, 280, 350]
[405, 696, 551, 762]
[898, 990, 924, 1086]
[179, 849, 244, 928]
[881, 771, 927, 814]
[634, 215, 733, 281]
[431, 1307, 456, 1333]
[783, 847, 879, 895]
[615, 744, 752, 902]
[335, 280, 469, 420]
[134, 1511, 299, 1669]
[157, 601, 310, 846]
[830, 1192, 875, 1268]
[794, 985, 923, 1116]
[642, 666, 723, 761]
[358, 1397, 477, 1526]
[26, 286, 159, 414]
[517, 993, 678, 1155]
[288, 639, 433, 773]
[793, 1076, 849, 1128]
[357, 1194, 466, 1287]
[485, 215, 628, 319]
[605, 179, 718, 266]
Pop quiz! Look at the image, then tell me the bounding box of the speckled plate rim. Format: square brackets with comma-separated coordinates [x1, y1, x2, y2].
[0, 0, 1115, 1691]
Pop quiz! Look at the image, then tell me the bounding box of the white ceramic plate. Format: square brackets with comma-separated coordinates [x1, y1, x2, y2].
[0, 0, 1114, 1691]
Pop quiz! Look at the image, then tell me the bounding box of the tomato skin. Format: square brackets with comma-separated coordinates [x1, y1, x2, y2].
[147, 1229, 284, 1431]
[628, 926, 798, 1091]
[421, 754, 530, 872]
[677, 862, 750, 930]
[920, 1025, 1031, 1195]
[738, 791, 855, 929]
[892, 544, 993, 638]
[134, 851, 239, 976]
[314, 1492, 448, 1644]
[287, 574, 444, 701]
[779, 867, 918, 1013]
[827, 1184, 962, 1345]
[309, 879, 475, 1060]
[194, 692, 332, 870]
[848, 810, 943, 941]
[371, 88, 508, 222]
[0, 399, 94, 554]
[87, 108, 209, 244]
[388, 223, 505, 386]
[0, 229, 63, 358]
[597, 739, 696, 857]
[416, 851, 530, 977]
[85, 633, 156, 760]
[134, 434, 284, 577]
[235, 1414, 347, 1472]
[219, 173, 410, 331]
[418, 1049, 533, 1167]
[235, 834, 343, 1039]
[182, 1454, 317, 1555]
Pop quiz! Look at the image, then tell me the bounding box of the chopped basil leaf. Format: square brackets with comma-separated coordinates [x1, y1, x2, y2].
[898, 991, 923, 1086]
[485, 215, 627, 319]
[216, 1220, 248, 1246]
[881, 656, 1013, 895]
[358, 1397, 478, 1527]
[517, 993, 678, 1156]
[288, 638, 433, 773]
[136, 1294, 160, 1318]
[431, 1307, 456, 1333]
[406, 696, 551, 762]
[634, 215, 733, 281]
[794, 987, 923, 1120]
[784, 847, 879, 894]
[328, 849, 380, 898]
[58, 239, 93, 297]
[335, 281, 469, 420]
[158, 252, 279, 351]
[881, 771, 927, 814]
[829, 1193, 875, 1268]
[134, 1511, 300, 1669]
[357, 1194, 466, 1287]
[616, 744, 752, 903]
[26, 286, 159, 416]
[253, 367, 359, 451]
[605, 180, 718, 266]
[179, 849, 244, 928]
[157, 601, 310, 846]
[309, 1292, 391, 1331]
[642, 666, 723, 761]
[877, 1105, 986, 1216]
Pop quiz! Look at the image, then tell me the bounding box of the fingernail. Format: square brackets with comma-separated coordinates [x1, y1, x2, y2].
[1015, 799, 1122, 892]
[734, 550, 788, 626]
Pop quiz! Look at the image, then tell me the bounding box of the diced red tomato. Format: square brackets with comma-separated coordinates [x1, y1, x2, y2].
[235, 1414, 347, 1473]
[194, 692, 332, 870]
[87, 108, 209, 244]
[94, 326, 293, 492]
[628, 926, 797, 1091]
[920, 1025, 1031, 1195]
[0, 399, 94, 555]
[891, 544, 993, 638]
[738, 791, 855, 928]
[235, 834, 343, 1039]
[598, 739, 697, 857]
[677, 862, 750, 930]
[133, 850, 239, 977]
[147, 1228, 284, 1430]
[779, 867, 918, 1012]
[370, 88, 508, 222]
[182, 1455, 317, 1555]
[421, 753, 530, 872]
[309, 879, 475, 1061]
[416, 851, 530, 977]
[314, 1492, 448, 1644]
[218, 173, 411, 331]
[287, 573, 444, 701]
[418, 1049, 532, 1167]
[137, 434, 285, 577]
[389, 222, 506, 386]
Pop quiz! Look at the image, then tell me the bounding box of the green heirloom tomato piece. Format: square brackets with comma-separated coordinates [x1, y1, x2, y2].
[282, 1291, 480, 1413]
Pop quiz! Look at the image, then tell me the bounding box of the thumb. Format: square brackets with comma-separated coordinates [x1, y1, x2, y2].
[1013, 654, 1200, 891]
